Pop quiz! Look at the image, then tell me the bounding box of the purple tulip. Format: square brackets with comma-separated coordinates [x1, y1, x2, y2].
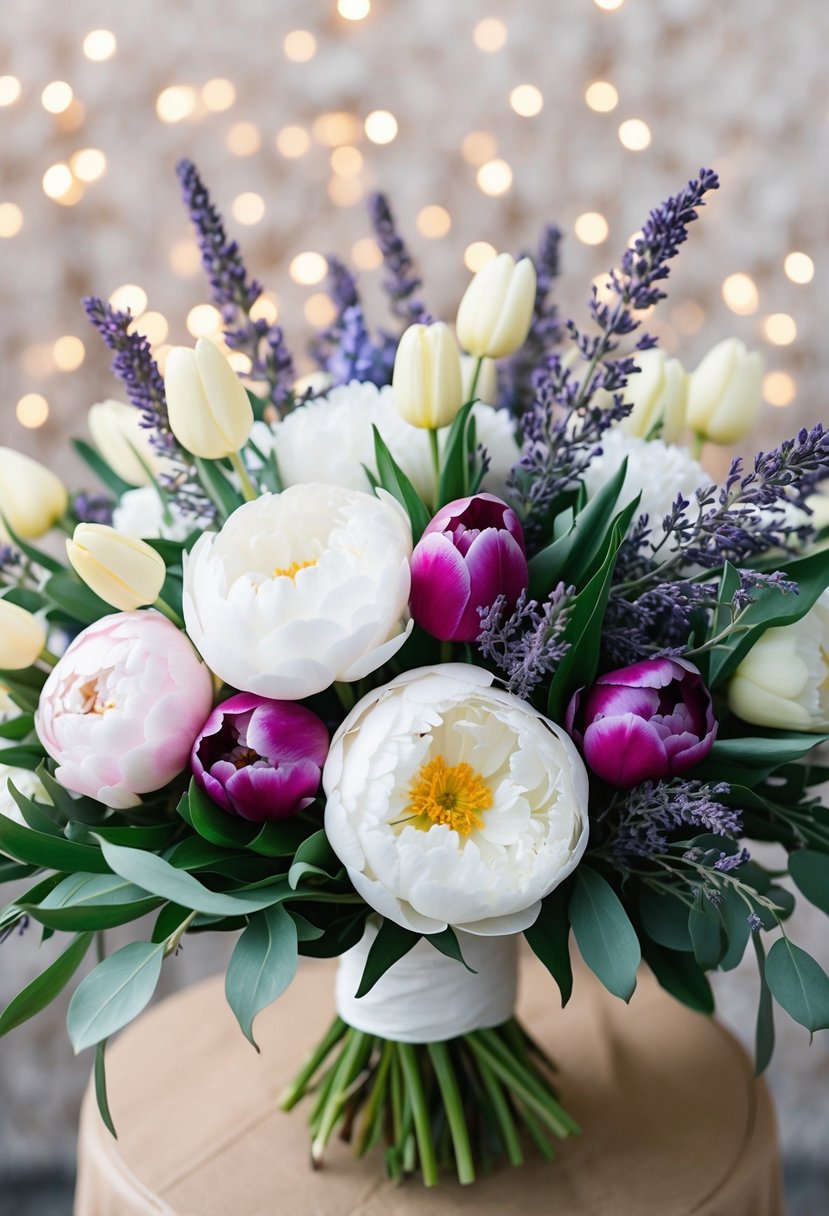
[410, 493, 529, 642]
[565, 657, 717, 788]
[192, 693, 328, 821]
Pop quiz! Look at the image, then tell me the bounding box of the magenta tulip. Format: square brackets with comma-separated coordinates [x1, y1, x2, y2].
[565, 657, 717, 788]
[409, 493, 529, 642]
[192, 693, 329, 821]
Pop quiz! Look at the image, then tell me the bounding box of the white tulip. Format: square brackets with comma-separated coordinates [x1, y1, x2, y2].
[0, 600, 47, 669]
[392, 322, 464, 429]
[324, 664, 589, 936]
[456, 254, 537, 359]
[164, 338, 254, 459]
[87, 400, 162, 487]
[687, 338, 763, 445]
[66, 524, 167, 612]
[727, 593, 829, 732]
[619, 347, 687, 444]
[183, 483, 413, 700]
[0, 448, 68, 540]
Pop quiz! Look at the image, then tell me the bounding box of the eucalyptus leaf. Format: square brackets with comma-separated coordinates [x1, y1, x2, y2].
[67, 940, 164, 1052]
[355, 920, 419, 999]
[688, 894, 726, 969]
[569, 868, 640, 1002]
[765, 937, 829, 1032]
[638, 886, 694, 952]
[95, 1039, 117, 1138]
[640, 939, 714, 1015]
[225, 904, 298, 1049]
[0, 803, 111, 874]
[524, 882, 573, 1006]
[789, 849, 829, 916]
[23, 872, 160, 931]
[753, 935, 775, 1074]
[0, 932, 92, 1036]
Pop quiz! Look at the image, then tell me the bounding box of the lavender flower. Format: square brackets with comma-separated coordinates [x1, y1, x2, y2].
[477, 583, 572, 699]
[367, 192, 431, 325]
[72, 493, 114, 526]
[610, 778, 739, 861]
[311, 256, 393, 386]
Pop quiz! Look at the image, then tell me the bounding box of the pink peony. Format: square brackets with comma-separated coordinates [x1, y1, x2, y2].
[35, 611, 214, 809]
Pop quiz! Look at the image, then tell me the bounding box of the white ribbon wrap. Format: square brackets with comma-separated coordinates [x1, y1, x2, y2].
[335, 923, 518, 1043]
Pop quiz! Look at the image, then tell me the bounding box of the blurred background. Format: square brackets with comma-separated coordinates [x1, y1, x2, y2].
[1, 0, 827, 1211]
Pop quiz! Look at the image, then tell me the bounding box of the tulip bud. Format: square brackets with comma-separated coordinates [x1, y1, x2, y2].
[0, 448, 68, 540]
[456, 253, 537, 359]
[164, 338, 254, 459]
[619, 348, 687, 444]
[88, 399, 162, 487]
[0, 600, 47, 669]
[392, 322, 464, 429]
[460, 354, 498, 406]
[66, 524, 166, 612]
[727, 595, 829, 732]
[686, 338, 763, 445]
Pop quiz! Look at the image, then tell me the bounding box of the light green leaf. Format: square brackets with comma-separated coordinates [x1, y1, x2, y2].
[225, 905, 298, 1049]
[67, 940, 164, 1052]
[765, 937, 829, 1033]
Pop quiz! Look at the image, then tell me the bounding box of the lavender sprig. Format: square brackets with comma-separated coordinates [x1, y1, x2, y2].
[477, 584, 572, 699]
[72, 493, 114, 526]
[609, 778, 738, 861]
[367, 192, 432, 325]
[176, 159, 295, 413]
[311, 256, 394, 386]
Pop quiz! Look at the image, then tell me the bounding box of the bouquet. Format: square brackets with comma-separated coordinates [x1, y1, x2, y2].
[1, 160, 828, 1189]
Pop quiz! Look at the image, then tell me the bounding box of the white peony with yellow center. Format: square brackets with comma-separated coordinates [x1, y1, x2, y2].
[324, 665, 589, 936]
[183, 483, 413, 700]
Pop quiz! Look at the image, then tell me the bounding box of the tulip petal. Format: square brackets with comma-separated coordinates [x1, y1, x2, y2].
[225, 760, 322, 821]
[246, 702, 329, 768]
[410, 534, 471, 639]
[582, 714, 669, 788]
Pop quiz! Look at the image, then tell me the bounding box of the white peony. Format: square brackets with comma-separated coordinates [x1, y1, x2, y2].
[324, 665, 589, 936]
[265, 380, 519, 504]
[183, 483, 413, 700]
[580, 429, 707, 544]
[113, 486, 211, 542]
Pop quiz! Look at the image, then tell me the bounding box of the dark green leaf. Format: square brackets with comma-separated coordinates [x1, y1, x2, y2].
[193, 456, 244, 520]
[638, 886, 693, 952]
[72, 438, 132, 499]
[371, 426, 432, 542]
[186, 779, 258, 848]
[640, 938, 714, 1015]
[248, 818, 312, 858]
[0, 714, 35, 741]
[8, 784, 63, 833]
[765, 937, 829, 1032]
[437, 401, 476, 506]
[44, 571, 111, 625]
[67, 940, 164, 1052]
[355, 920, 419, 998]
[289, 911, 325, 942]
[225, 905, 298, 1049]
[288, 829, 340, 890]
[688, 894, 726, 969]
[0, 516, 64, 573]
[719, 886, 752, 971]
[753, 935, 775, 1074]
[94, 1040, 117, 1138]
[0, 803, 111, 874]
[569, 868, 640, 1002]
[524, 882, 573, 1006]
[426, 926, 476, 973]
[789, 849, 829, 916]
[0, 932, 92, 1036]
[0, 746, 46, 773]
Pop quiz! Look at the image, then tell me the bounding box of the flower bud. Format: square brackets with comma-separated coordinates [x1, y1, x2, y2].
[461, 354, 498, 406]
[727, 595, 829, 732]
[456, 253, 537, 359]
[410, 494, 528, 641]
[164, 338, 254, 459]
[66, 524, 166, 612]
[0, 448, 68, 540]
[0, 600, 47, 669]
[619, 348, 687, 444]
[392, 321, 463, 429]
[88, 399, 162, 487]
[686, 338, 763, 445]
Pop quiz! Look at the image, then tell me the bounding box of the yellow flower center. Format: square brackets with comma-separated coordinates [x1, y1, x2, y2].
[78, 677, 116, 715]
[404, 754, 492, 836]
[273, 559, 318, 580]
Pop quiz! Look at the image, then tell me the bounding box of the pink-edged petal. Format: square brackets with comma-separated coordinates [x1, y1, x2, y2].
[595, 657, 688, 691]
[582, 714, 670, 787]
[194, 767, 232, 812]
[667, 726, 717, 775]
[225, 759, 322, 821]
[246, 701, 329, 768]
[410, 533, 471, 639]
[582, 683, 660, 722]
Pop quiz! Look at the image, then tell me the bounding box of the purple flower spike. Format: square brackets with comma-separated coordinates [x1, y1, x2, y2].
[192, 694, 328, 821]
[566, 657, 717, 789]
[410, 494, 529, 642]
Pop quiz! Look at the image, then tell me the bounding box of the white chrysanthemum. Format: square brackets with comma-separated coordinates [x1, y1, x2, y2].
[581, 430, 707, 541]
[183, 483, 413, 700]
[113, 486, 211, 542]
[324, 665, 589, 936]
[266, 381, 519, 503]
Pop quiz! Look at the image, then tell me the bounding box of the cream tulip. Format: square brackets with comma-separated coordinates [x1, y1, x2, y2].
[727, 593, 829, 732]
[456, 253, 537, 359]
[0, 448, 68, 540]
[88, 399, 162, 487]
[66, 524, 166, 612]
[686, 338, 763, 445]
[461, 354, 498, 406]
[619, 347, 687, 444]
[0, 600, 47, 669]
[392, 322, 463, 429]
[164, 338, 254, 459]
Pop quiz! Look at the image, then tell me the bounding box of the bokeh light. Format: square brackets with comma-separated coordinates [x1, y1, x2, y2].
[276, 125, 311, 157]
[0, 76, 21, 106]
[290, 251, 328, 285]
[510, 85, 543, 117]
[328, 176, 364, 207]
[186, 304, 222, 337]
[232, 192, 265, 224]
[169, 239, 201, 277]
[226, 121, 261, 156]
[477, 159, 513, 195]
[575, 211, 609, 245]
[109, 284, 148, 315]
[0, 203, 23, 238]
[762, 313, 797, 345]
[364, 110, 398, 144]
[250, 294, 279, 324]
[202, 79, 236, 112]
[618, 118, 651, 150]
[284, 30, 317, 62]
[16, 393, 49, 429]
[313, 112, 359, 146]
[594, 0, 625, 10]
[330, 146, 363, 176]
[416, 205, 452, 238]
[464, 241, 497, 272]
[41, 81, 74, 114]
[82, 29, 116, 61]
[585, 81, 618, 112]
[722, 272, 759, 315]
[352, 238, 382, 269]
[304, 293, 337, 326]
[461, 131, 498, 165]
[473, 18, 507, 52]
[52, 335, 85, 371]
[129, 312, 169, 346]
[42, 163, 74, 199]
[338, 0, 371, 19]
[784, 251, 814, 284]
[70, 148, 107, 182]
[763, 370, 797, 407]
[156, 86, 196, 123]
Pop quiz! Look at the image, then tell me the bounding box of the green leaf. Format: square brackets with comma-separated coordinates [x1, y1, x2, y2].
[225, 905, 298, 1049]
[765, 937, 829, 1032]
[789, 849, 829, 916]
[95, 836, 290, 916]
[719, 886, 752, 971]
[0, 516, 64, 574]
[94, 1040, 117, 1138]
[8, 784, 62, 834]
[523, 882, 573, 1006]
[289, 911, 325, 942]
[0, 932, 92, 1036]
[248, 819, 312, 858]
[688, 894, 726, 969]
[186, 779, 258, 849]
[371, 425, 432, 542]
[529, 459, 629, 598]
[0, 714, 35, 741]
[72, 438, 132, 499]
[288, 829, 340, 890]
[638, 887, 693, 952]
[0, 802, 111, 874]
[23, 873, 159, 931]
[44, 571, 112, 625]
[355, 920, 420, 998]
[193, 456, 244, 520]
[0, 745, 46, 773]
[437, 401, 476, 506]
[640, 938, 714, 1015]
[696, 733, 829, 787]
[426, 926, 476, 973]
[569, 868, 641, 1002]
[67, 940, 164, 1052]
[753, 935, 775, 1074]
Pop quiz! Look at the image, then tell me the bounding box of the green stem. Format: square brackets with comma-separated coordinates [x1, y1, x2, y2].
[428, 427, 441, 494]
[467, 356, 483, 403]
[153, 596, 185, 629]
[163, 910, 197, 957]
[397, 1043, 439, 1187]
[278, 1017, 348, 1111]
[466, 1036, 572, 1139]
[311, 1030, 370, 1164]
[229, 449, 258, 502]
[427, 1042, 476, 1184]
[355, 1040, 393, 1155]
[39, 646, 59, 668]
[474, 1051, 524, 1166]
[476, 1028, 580, 1135]
[691, 432, 705, 460]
